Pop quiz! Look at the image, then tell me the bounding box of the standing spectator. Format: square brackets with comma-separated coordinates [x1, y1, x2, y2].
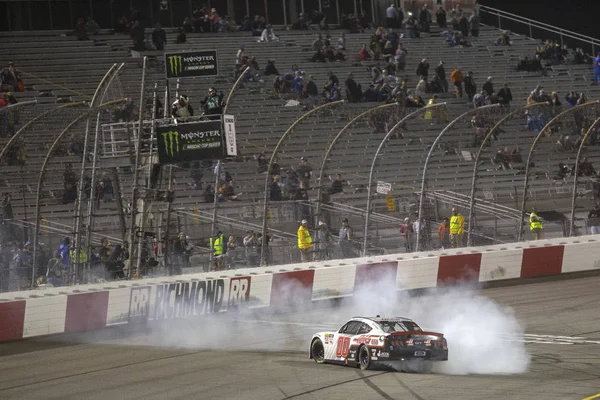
[529, 208, 543, 240]
[437, 218, 450, 248]
[0, 245, 10, 292]
[470, 13, 480, 37]
[62, 163, 77, 204]
[297, 156, 312, 188]
[243, 231, 260, 267]
[587, 204, 600, 234]
[131, 20, 145, 51]
[449, 208, 464, 247]
[338, 218, 355, 258]
[419, 5, 432, 33]
[210, 230, 225, 270]
[436, 6, 447, 28]
[1, 193, 13, 220]
[337, 33, 346, 50]
[152, 23, 167, 50]
[172, 232, 192, 274]
[464, 71, 477, 101]
[316, 221, 332, 260]
[450, 67, 464, 98]
[55, 237, 71, 270]
[345, 72, 362, 103]
[435, 61, 448, 92]
[386, 4, 399, 28]
[498, 83, 513, 109]
[482, 76, 494, 96]
[400, 217, 413, 252]
[1, 62, 24, 92]
[297, 219, 313, 262]
[225, 236, 237, 268]
[305, 75, 319, 108]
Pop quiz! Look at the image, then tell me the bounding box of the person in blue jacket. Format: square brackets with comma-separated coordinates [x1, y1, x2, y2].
[594, 53, 600, 84]
[56, 237, 70, 270]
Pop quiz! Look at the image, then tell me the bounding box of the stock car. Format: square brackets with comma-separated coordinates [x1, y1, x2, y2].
[309, 316, 448, 371]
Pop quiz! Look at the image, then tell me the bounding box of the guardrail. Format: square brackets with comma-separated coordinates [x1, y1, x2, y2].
[479, 5, 600, 55]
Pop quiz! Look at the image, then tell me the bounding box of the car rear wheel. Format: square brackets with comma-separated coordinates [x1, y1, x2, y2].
[359, 345, 371, 370]
[311, 338, 325, 364]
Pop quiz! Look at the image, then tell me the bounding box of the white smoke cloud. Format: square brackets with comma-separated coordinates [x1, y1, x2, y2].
[106, 271, 530, 376]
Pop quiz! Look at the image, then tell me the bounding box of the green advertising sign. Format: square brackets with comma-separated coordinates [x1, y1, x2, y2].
[164, 50, 218, 79]
[156, 120, 224, 164]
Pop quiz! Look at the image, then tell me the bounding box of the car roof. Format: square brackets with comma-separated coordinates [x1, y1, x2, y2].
[352, 316, 415, 323]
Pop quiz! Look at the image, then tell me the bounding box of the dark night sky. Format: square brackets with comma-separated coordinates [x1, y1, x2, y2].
[483, 0, 598, 38]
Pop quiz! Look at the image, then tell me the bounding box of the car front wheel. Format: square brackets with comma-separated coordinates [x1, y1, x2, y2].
[311, 338, 325, 364]
[359, 345, 372, 370]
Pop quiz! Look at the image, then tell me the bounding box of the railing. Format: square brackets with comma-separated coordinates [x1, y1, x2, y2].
[479, 5, 600, 55]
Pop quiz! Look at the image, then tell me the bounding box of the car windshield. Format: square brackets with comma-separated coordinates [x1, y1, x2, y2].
[378, 320, 422, 333]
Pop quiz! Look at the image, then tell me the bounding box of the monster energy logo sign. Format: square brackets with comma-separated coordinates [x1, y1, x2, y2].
[162, 130, 180, 157]
[168, 56, 183, 76]
[165, 50, 219, 79]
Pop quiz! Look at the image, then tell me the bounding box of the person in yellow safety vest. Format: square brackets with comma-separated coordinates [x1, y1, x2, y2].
[210, 230, 225, 270]
[297, 219, 313, 262]
[529, 208, 543, 240]
[449, 207, 465, 248]
[69, 247, 87, 265]
[424, 94, 438, 120]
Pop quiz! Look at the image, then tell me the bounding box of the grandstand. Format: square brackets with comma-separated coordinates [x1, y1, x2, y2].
[1, 4, 600, 290]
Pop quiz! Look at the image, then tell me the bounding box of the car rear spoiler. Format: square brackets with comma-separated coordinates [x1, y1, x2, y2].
[389, 331, 444, 338]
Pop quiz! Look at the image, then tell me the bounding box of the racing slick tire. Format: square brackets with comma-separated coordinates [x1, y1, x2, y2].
[311, 338, 325, 364]
[359, 345, 372, 370]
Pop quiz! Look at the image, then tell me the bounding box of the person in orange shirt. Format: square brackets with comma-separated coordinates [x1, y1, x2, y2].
[450, 67, 464, 98]
[437, 218, 450, 249]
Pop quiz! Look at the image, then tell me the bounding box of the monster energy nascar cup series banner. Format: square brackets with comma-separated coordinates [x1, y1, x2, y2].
[164, 50, 218, 79]
[157, 120, 224, 164]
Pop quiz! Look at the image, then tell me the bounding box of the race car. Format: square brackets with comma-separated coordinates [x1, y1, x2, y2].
[309, 316, 448, 371]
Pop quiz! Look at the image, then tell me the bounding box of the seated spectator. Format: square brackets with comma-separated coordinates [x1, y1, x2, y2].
[473, 91, 485, 108]
[337, 33, 346, 50]
[323, 71, 339, 94]
[556, 162, 573, 179]
[565, 91, 579, 107]
[257, 153, 268, 173]
[357, 44, 371, 61]
[576, 92, 588, 105]
[415, 75, 427, 96]
[176, 27, 187, 43]
[264, 59, 279, 75]
[259, 25, 278, 42]
[578, 157, 596, 176]
[116, 16, 131, 34]
[345, 73, 362, 103]
[152, 23, 167, 50]
[1, 62, 25, 92]
[330, 174, 343, 194]
[201, 88, 225, 116]
[182, 17, 193, 33]
[75, 17, 89, 40]
[294, 13, 309, 30]
[496, 31, 511, 46]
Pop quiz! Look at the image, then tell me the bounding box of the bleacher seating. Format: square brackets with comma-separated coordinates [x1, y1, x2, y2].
[2, 21, 600, 257]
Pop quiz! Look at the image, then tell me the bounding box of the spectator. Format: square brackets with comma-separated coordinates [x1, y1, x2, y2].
[152, 23, 166, 50]
[264, 59, 279, 75]
[85, 17, 100, 35]
[434, 61, 448, 93]
[548, 91, 562, 108]
[330, 174, 343, 194]
[438, 218, 450, 248]
[201, 87, 225, 117]
[450, 67, 464, 98]
[436, 6, 447, 28]
[470, 13, 480, 37]
[337, 33, 346, 51]
[305, 75, 319, 108]
[497, 83, 513, 109]
[182, 16, 193, 33]
[386, 4, 398, 28]
[496, 31, 511, 46]
[400, 217, 413, 252]
[243, 231, 260, 267]
[176, 28, 187, 44]
[419, 5, 432, 33]
[172, 232, 192, 274]
[55, 237, 71, 270]
[75, 17, 89, 40]
[464, 71, 477, 101]
[358, 44, 371, 61]
[565, 91, 579, 107]
[588, 204, 600, 234]
[345, 73, 362, 103]
[339, 218, 355, 258]
[1, 62, 24, 92]
[482, 76, 494, 96]
[259, 25, 278, 42]
[210, 230, 225, 270]
[416, 58, 430, 79]
[269, 175, 283, 201]
[316, 221, 332, 260]
[225, 236, 237, 269]
[131, 20, 145, 51]
[171, 94, 194, 119]
[62, 163, 77, 204]
[297, 219, 313, 262]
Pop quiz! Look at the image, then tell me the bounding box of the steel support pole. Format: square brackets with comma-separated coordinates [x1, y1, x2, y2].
[128, 56, 147, 279]
[466, 102, 546, 246]
[260, 100, 344, 266]
[83, 112, 102, 283]
[569, 118, 600, 236]
[314, 103, 398, 235]
[518, 101, 599, 241]
[363, 103, 446, 255]
[417, 104, 500, 252]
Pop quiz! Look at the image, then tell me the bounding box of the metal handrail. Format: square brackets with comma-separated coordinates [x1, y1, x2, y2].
[479, 5, 600, 54]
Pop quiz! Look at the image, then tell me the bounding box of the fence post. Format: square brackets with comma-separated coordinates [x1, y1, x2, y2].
[569, 118, 600, 236]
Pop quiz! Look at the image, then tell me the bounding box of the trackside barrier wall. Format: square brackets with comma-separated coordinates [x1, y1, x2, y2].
[1, 236, 599, 342]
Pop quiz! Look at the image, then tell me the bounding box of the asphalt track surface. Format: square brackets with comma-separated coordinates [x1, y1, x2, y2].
[1, 275, 600, 400]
